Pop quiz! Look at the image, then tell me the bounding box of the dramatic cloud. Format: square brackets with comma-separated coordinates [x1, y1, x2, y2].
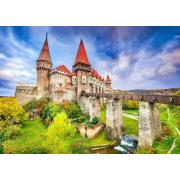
[0, 26, 180, 95]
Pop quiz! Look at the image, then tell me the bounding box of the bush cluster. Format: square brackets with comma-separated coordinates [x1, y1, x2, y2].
[41, 101, 85, 125]
[23, 97, 50, 115]
[62, 101, 84, 120]
[44, 111, 82, 153]
[0, 98, 27, 141]
[122, 100, 139, 110]
[41, 103, 63, 126]
[84, 116, 100, 127]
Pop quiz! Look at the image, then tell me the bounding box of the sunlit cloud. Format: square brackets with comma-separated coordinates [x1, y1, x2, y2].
[0, 26, 180, 95]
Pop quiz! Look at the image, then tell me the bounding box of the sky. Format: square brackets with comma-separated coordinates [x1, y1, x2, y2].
[0, 26, 180, 96]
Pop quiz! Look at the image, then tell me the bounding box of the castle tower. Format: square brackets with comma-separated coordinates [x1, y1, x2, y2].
[105, 75, 112, 87]
[36, 34, 52, 98]
[72, 40, 91, 99]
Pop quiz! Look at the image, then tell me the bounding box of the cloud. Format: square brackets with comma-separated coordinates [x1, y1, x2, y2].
[0, 26, 180, 95]
[158, 63, 176, 75]
[94, 35, 180, 89]
[0, 29, 37, 95]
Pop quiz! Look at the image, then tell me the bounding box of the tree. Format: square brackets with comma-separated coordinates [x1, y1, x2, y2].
[45, 112, 77, 153]
[0, 97, 27, 140]
[0, 98, 27, 128]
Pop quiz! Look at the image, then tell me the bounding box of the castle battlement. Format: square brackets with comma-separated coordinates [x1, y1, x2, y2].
[16, 82, 37, 87]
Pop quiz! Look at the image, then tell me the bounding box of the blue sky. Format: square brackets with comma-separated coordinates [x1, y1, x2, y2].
[0, 26, 180, 96]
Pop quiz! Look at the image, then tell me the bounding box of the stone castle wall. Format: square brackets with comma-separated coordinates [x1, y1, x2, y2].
[49, 70, 76, 103]
[15, 83, 37, 105]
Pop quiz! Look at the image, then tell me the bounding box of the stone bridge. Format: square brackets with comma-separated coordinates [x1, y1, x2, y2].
[80, 92, 180, 147]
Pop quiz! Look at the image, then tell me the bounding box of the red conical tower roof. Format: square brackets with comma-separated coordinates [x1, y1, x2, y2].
[73, 40, 90, 66]
[37, 33, 51, 63]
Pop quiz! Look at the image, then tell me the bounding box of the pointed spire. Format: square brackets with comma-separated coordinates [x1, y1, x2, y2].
[73, 40, 90, 66]
[106, 75, 111, 81]
[37, 33, 51, 63]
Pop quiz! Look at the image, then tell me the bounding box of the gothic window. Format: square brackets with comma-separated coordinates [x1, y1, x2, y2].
[72, 76, 76, 85]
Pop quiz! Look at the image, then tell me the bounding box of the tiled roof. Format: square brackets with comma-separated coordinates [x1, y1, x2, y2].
[74, 40, 90, 66]
[56, 65, 73, 76]
[37, 34, 51, 63]
[91, 68, 106, 82]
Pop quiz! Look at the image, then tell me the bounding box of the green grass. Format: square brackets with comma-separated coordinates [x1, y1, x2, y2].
[3, 119, 47, 154]
[84, 131, 115, 147]
[172, 137, 180, 154]
[123, 109, 138, 115]
[153, 104, 180, 154]
[123, 116, 139, 136]
[153, 137, 174, 154]
[2, 118, 114, 154]
[123, 106, 180, 154]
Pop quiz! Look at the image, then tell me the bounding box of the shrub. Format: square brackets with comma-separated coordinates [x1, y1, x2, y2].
[62, 101, 84, 119]
[122, 100, 139, 110]
[84, 116, 100, 127]
[41, 101, 85, 125]
[23, 97, 50, 115]
[0, 97, 27, 129]
[91, 117, 99, 124]
[44, 112, 78, 153]
[4, 125, 21, 140]
[41, 102, 63, 124]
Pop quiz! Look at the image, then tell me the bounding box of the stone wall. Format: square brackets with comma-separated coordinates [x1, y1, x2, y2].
[78, 123, 104, 139]
[50, 71, 76, 103]
[15, 83, 37, 105]
[51, 88, 76, 103]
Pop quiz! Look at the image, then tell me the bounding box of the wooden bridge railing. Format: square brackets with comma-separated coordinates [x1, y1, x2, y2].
[81, 92, 180, 106]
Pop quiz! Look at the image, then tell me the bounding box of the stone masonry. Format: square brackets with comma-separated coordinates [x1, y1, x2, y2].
[89, 97, 101, 121]
[105, 99, 123, 140]
[139, 102, 161, 147]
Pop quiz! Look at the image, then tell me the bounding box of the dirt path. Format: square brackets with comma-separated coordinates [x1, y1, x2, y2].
[167, 107, 180, 154]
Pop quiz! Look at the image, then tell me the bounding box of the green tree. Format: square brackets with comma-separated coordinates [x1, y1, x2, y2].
[45, 112, 77, 153]
[0, 98, 27, 125]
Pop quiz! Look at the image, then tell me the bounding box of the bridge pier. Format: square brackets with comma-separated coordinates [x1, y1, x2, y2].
[106, 98, 123, 140]
[79, 95, 91, 115]
[89, 97, 101, 121]
[139, 102, 161, 147]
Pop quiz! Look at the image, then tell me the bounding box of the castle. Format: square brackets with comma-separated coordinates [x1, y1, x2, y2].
[15, 34, 113, 104]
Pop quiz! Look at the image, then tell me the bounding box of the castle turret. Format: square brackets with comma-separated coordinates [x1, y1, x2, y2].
[72, 40, 91, 98]
[36, 33, 52, 98]
[105, 75, 111, 88]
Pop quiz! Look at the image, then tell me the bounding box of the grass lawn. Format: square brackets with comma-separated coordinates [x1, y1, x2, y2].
[123, 116, 139, 136]
[2, 118, 114, 154]
[123, 109, 139, 115]
[153, 104, 180, 154]
[172, 137, 180, 154]
[84, 131, 115, 147]
[3, 119, 47, 154]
